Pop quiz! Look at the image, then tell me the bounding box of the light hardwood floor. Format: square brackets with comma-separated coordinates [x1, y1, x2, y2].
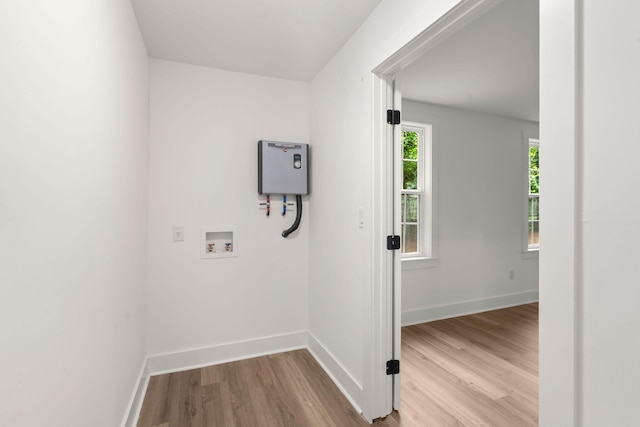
[137, 303, 538, 426]
[382, 302, 538, 427]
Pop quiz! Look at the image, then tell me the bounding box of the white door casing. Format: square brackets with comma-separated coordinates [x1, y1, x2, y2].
[368, 0, 509, 420]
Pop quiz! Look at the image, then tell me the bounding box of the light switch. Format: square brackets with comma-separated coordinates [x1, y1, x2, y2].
[172, 226, 184, 242]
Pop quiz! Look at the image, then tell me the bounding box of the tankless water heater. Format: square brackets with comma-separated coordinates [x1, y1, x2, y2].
[258, 141, 309, 195]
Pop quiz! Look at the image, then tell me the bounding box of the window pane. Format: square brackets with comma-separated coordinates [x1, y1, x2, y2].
[400, 194, 406, 221]
[405, 194, 419, 222]
[528, 221, 539, 246]
[528, 196, 539, 221]
[529, 145, 539, 194]
[403, 224, 418, 253]
[403, 131, 419, 160]
[403, 160, 417, 190]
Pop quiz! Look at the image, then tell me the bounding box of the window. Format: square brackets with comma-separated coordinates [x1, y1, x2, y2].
[401, 123, 432, 258]
[527, 138, 539, 250]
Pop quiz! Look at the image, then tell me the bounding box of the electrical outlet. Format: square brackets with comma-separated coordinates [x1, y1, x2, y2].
[172, 226, 184, 242]
[509, 270, 515, 280]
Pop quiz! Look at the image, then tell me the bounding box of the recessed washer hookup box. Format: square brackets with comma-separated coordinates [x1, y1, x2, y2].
[258, 141, 309, 195]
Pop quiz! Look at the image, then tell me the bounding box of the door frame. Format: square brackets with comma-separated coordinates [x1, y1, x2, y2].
[368, 0, 507, 420]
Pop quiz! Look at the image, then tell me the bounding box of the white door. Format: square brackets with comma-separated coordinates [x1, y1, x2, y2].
[390, 81, 403, 410]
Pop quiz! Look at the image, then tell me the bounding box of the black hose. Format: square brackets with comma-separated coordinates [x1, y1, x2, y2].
[282, 195, 302, 238]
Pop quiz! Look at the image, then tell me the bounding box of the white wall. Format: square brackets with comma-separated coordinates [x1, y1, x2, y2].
[580, 2, 640, 425]
[147, 59, 310, 363]
[0, 1, 149, 426]
[401, 101, 538, 324]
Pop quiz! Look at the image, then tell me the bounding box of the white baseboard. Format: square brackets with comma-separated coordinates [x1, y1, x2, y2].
[121, 357, 149, 427]
[146, 331, 308, 375]
[402, 290, 539, 326]
[307, 332, 364, 416]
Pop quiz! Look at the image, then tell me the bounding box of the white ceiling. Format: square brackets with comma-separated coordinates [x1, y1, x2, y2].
[131, 0, 538, 120]
[131, 0, 383, 82]
[396, 0, 539, 122]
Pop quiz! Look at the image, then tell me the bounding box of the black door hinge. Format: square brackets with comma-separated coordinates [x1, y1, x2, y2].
[386, 359, 400, 375]
[386, 109, 401, 125]
[387, 235, 400, 250]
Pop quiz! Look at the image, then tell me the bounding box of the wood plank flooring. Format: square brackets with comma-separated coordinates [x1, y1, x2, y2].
[379, 302, 538, 427]
[137, 303, 538, 426]
[137, 349, 369, 427]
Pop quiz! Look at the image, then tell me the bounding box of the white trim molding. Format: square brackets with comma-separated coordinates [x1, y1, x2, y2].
[307, 332, 365, 417]
[402, 290, 539, 327]
[539, 0, 580, 425]
[146, 331, 308, 375]
[121, 358, 150, 427]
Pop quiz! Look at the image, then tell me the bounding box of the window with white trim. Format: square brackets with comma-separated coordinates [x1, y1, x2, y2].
[401, 123, 432, 258]
[527, 138, 539, 250]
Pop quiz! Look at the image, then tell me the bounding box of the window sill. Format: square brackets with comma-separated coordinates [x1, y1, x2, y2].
[402, 257, 439, 270]
[521, 249, 539, 260]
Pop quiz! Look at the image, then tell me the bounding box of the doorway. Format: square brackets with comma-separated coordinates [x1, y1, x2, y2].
[372, 0, 540, 421]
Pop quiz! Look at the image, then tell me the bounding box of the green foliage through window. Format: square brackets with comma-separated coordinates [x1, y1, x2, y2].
[403, 131, 419, 190]
[529, 145, 539, 194]
[403, 130, 418, 159]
